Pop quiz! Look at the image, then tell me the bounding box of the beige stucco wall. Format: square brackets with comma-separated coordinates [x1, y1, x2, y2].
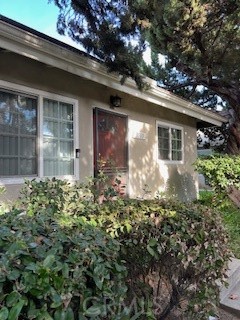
[0, 52, 198, 202]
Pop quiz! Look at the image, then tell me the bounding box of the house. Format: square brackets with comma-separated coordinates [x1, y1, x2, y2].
[0, 15, 226, 202]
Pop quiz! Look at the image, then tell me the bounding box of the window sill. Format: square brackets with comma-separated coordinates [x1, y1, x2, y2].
[0, 176, 79, 185]
[158, 159, 184, 165]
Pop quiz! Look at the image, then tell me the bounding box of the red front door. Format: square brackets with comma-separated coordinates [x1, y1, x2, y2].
[93, 108, 128, 196]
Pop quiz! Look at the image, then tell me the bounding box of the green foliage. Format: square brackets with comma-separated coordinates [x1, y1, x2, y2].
[51, 0, 240, 89]
[1, 178, 231, 319]
[194, 154, 240, 193]
[0, 210, 128, 319]
[51, 0, 146, 89]
[198, 190, 240, 259]
[91, 199, 231, 319]
[51, 0, 240, 154]
[18, 174, 123, 217]
[18, 178, 96, 216]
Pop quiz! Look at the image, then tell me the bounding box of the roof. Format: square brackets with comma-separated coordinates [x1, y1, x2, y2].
[0, 15, 227, 127]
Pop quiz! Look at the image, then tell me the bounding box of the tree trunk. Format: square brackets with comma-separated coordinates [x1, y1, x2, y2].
[211, 88, 240, 155]
[225, 105, 240, 155]
[226, 121, 240, 154]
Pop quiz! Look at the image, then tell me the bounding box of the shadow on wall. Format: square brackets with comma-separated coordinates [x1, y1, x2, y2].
[128, 120, 165, 199]
[167, 168, 197, 202]
[128, 119, 198, 201]
[79, 109, 198, 202]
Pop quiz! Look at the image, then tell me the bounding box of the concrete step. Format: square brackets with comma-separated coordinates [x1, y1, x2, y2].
[220, 258, 240, 317]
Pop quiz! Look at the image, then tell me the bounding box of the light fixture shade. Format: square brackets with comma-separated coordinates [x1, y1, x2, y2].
[110, 95, 122, 108]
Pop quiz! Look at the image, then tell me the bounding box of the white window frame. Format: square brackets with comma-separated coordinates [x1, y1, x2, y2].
[156, 120, 184, 164]
[0, 80, 79, 185]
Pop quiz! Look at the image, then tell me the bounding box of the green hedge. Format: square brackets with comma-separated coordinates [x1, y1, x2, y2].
[92, 199, 231, 318]
[0, 210, 127, 319]
[0, 178, 232, 319]
[194, 154, 240, 193]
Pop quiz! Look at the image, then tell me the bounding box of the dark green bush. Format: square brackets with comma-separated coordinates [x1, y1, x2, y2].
[0, 210, 128, 319]
[1, 178, 231, 319]
[90, 199, 231, 319]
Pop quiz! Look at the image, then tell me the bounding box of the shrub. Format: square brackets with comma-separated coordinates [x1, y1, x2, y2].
[18, 178, 96, 216]
[194, 154, 240, 193]
[4, 178, 231, 319]
[198, 190, 240, 259]
[89, 199, 232, 319]
[18, 175, 121, 216]
[0, 210, 128, 319]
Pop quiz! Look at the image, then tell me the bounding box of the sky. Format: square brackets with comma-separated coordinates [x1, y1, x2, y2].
[0, 0, 153, 62]
[0, 0, 82, 48]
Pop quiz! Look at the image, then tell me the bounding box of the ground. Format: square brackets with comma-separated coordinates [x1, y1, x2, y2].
[217, 308, 239, 320]
[164, 308, 239, 319]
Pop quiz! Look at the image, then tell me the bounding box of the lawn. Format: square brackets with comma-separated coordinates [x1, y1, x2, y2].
[198, 190, 240, 259]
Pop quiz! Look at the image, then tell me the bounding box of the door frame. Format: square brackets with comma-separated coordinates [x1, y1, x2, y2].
[93, 107, 129, 195]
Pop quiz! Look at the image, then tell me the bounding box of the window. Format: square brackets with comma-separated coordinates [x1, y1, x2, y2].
[157, 122, 183, 162]
[43, 99, 74, 176]
[0, 91, 37, 176]
[0, 82, 78, 181]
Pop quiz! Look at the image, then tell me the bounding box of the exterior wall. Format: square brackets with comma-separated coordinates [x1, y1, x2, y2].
[0, 52, 198, 202]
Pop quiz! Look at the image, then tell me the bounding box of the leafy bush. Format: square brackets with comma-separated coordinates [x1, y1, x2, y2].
[0, 210, 128, 319]
[194, 154, 240, 193]
[2, 179, 231, 319]
[198, 190, 240, 259]
[90, 199, 231, 319]
[18, 178, 96, 216]
[18, 175, 121, 216]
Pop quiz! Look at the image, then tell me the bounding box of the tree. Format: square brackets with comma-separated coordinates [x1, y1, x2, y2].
[51, 0, 240, 154]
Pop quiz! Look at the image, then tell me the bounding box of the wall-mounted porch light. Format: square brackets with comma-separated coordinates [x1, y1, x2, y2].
[110, 95, 122, 108]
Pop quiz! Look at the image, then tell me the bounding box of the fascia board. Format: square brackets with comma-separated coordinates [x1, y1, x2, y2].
[0, 20, 226, 126]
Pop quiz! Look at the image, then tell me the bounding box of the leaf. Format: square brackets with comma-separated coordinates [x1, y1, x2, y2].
[62, 263, 69, 278]
[25, 262, 37, 271]
[148, 238, 157, 247]
[93, 276, 103, 290]
[147, 245, 155, 257]
[43, 255, 55, 268]
[57, 308, 74, 320]
[37, 311, 53, 320]
[7, 269, 20, 281]
[0, 307, 9, 320]
[29, 242, 38, 248]
[114, 262, 125, 272]
[125, 222, 132, 232]
[93, 264, 105, 275]
[85, 305, 103, 317]
[6, 291, 21, 307]
[8, 300, 25, 320]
